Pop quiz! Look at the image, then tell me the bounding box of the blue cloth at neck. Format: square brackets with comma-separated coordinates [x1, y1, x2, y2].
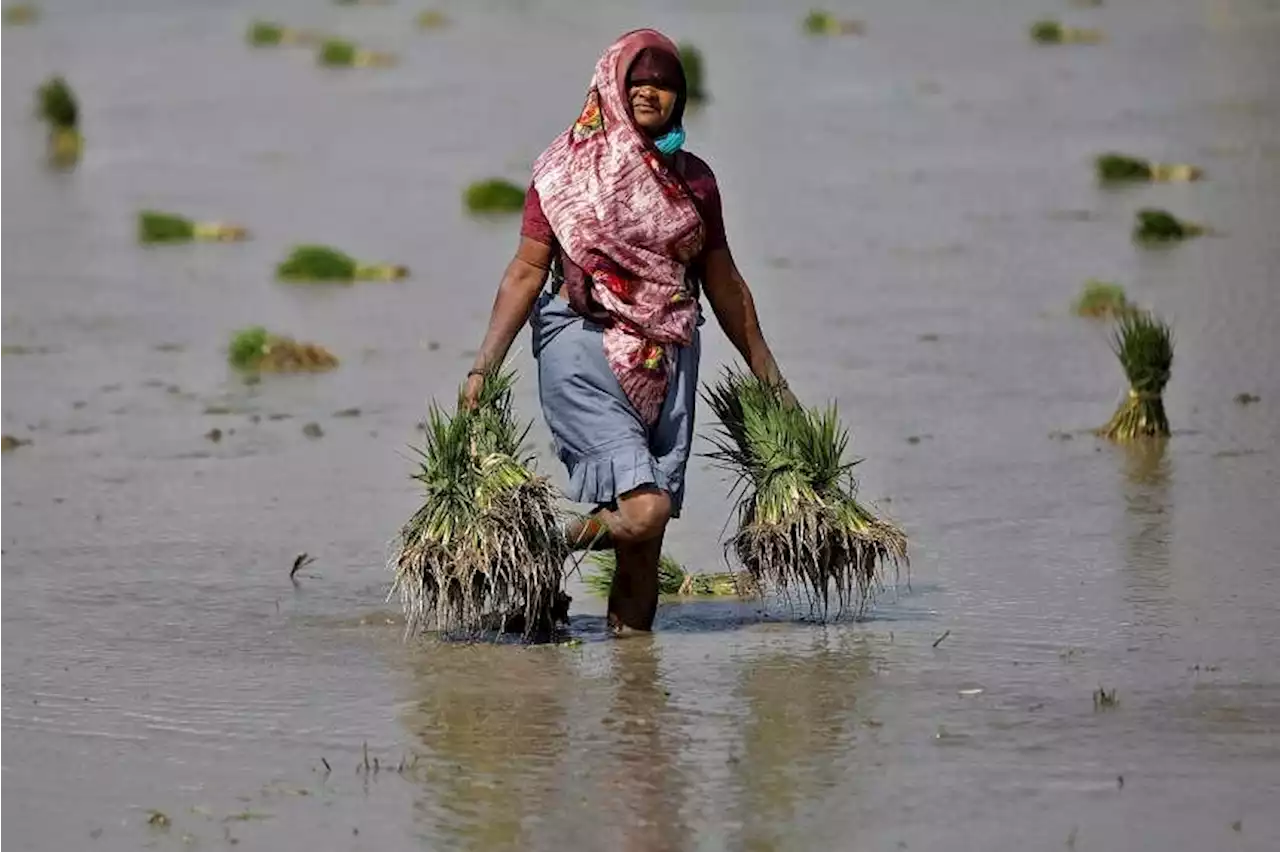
[654, 126, 685, 155]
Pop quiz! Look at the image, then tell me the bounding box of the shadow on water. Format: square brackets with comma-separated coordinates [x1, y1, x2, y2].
[1116, 440, 1174, 623]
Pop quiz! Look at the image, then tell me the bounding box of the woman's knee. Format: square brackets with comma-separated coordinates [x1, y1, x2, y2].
[616, 488, 671, 542]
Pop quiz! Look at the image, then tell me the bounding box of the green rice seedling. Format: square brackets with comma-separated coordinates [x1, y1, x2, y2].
[703, 369, 907, 618]
[583, 550, 758, 598]
[318, 38, 396, 67]
[36, 76, 81, 166]
[3, 4, 38, 25]
[416, 9, 448, 29]
[1096, 153, 1202, 183]
[390, 367, 571, 640]
[802, 10, 864, 36]
[228, 326, 340, 373]
[1074, 280, 1132, 318]
[1097, 310, 1173, 440]
[583, 551, 686, 597]
[1133, 208, 1204, 243]
[678, 42, 707, 102]
[1030, 19, 1103, 44]
[463, 179, 526, 214]
[138, 211, 249, 243]
[275, 245, 408, 282]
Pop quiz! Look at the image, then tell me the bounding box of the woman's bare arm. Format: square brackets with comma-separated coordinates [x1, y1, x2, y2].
[463, 237, 554, 404]
[701, 247, 793, 394]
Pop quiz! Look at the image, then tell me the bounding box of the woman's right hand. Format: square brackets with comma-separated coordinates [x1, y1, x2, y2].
[462, 371, 485, 410]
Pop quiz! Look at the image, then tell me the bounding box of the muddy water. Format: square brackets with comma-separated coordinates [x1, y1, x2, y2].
[4, 0, 1279, 849]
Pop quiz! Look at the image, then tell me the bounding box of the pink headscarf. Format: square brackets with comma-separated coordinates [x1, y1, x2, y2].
[531, 29, 705, 426]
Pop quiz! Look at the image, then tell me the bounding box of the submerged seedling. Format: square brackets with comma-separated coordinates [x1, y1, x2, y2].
[1030, 19, 1104, 44]
[35, 76, 81, 166]
[318, 38, 396, 67]
[138, 211, 249, 243]
[1096, 153, 1202, 184]
[1097, 310, 1173, 441]
[678, 42, 708, 102]
[1093, 685, 1118, 708]
[276, 245, 408, 282]
[463, 179, 526, 214]
[228, 326, 339, 373]
[1133, 209, 1204, 243]
[1074, 280, 1132, 318]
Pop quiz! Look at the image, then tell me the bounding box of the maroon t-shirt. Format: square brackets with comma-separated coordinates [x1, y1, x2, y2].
[520, 151, 728, 321]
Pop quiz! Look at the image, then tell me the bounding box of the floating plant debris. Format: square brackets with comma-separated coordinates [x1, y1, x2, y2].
[3, 4, 38, 25]
[36, 76, 81, 166]
[1074, 280, 1132, 318]
[247, 20, 324, 47]
[463, 179, 526, 214]
[1097, 310, 1173, 441]
[318, 38, 396, 67]
[703, 369, 907, 617]
[416, 9, 448, 29]
[1133, 208, 1204, 243]
[276, 245, 408, 282]
[1030, 20, 1104, 44]
[802, 10, 864, 36]
[390, 367, 569, 640]
[227, 326, 339, 373]
[137, 211, 249, 243]
[1095, 153, 1203, 184]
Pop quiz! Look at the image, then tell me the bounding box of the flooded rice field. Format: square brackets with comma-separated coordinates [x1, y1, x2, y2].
[4, 0, 1279, 849]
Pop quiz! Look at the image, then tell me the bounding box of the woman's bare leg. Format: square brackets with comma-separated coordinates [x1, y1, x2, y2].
[608, 533, 665, 632]
[571, 486, 671, 632]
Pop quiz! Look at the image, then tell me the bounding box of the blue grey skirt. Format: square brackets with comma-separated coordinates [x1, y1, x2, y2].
[531, 291, 702, 517]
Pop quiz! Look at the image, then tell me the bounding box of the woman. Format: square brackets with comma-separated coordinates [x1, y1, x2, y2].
[462, 29, 794, 633]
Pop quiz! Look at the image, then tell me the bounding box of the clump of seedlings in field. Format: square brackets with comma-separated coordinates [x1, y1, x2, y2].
[276, 245, 408, 282]
[228, 326, 339, 373]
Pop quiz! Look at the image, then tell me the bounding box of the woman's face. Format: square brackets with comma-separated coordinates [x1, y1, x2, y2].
[628, 79, 678, 134]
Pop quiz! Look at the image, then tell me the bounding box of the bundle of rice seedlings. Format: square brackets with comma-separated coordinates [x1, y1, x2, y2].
[138, 210, 249, 243]
[36, 76, 81, 166]
[703, 369, 907, 617]
[1074, 280, 1132, 318]
[276, 245, 408, 282]
[416, 9, 448, 29]
[390, 368, 570, 639]
[582, 551, 756, 598]
[1133, 209, 1204, 243]
[1095, 153, 1202, 184]
[802, 10, 864, 36]
[1097, 310, 1173, 440]
[228, 326, 339, 373]
[463, 179, 526, 214]
[317, 38, 396, 67]
[678, 42, 708, 103]
[1030, 20, 1104, 44]
[4, 4, 38, 25]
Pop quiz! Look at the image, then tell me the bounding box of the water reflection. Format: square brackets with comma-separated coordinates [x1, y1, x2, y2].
[731, 634, 875, 851]
[1117, 440, 1175, 625]
[397, 638, 691, 850]
[399, 644, 570, 850]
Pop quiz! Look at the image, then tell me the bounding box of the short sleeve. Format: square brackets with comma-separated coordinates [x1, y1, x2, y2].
[520, 184, 556, 247]
[699, 179, 728, 253]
